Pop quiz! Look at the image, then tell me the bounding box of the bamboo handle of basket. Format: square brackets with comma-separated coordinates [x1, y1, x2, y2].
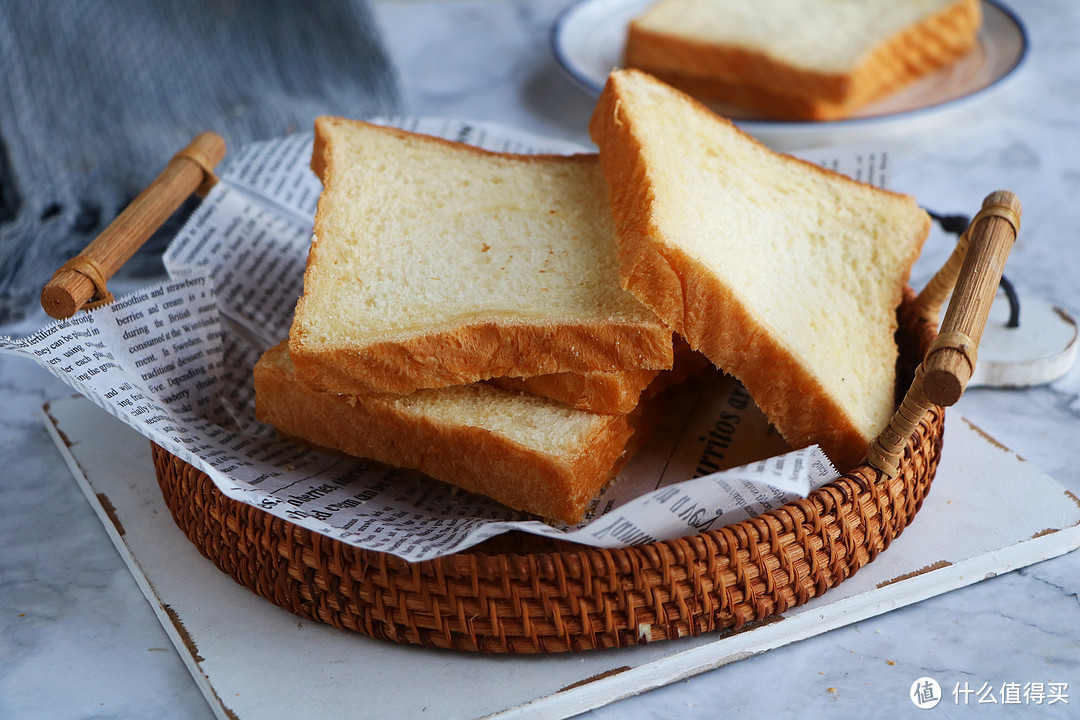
[867, 190, 1021, 477]
[40, 132, 226, 319]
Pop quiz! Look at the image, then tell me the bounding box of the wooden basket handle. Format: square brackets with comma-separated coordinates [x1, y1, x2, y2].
[867, 190, 1022, 477]
[40, 131, 226, 319]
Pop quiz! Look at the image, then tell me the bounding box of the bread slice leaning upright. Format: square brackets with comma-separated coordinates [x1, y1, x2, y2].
[589, 70, 931, 470]
[289, 118, 673, 397]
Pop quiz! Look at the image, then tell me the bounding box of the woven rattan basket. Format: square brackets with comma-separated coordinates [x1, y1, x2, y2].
[41, 133, 1020, 654]
[151, 287, 941, 654]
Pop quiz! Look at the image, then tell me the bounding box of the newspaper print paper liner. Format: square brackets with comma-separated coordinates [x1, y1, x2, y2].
[3, 119, 868, 564]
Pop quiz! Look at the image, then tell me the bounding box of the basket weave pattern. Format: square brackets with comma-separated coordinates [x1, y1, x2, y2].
[154, 290, 942, 654]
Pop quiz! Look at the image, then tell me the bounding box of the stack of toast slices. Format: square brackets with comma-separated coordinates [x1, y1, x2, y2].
[255, 70, 930, 525]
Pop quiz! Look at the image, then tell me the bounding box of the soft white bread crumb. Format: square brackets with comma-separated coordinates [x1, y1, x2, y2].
[289, 118, 673, 396]
[589, 70, 930, 470]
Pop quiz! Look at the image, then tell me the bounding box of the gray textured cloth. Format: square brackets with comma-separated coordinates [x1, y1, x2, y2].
[0, 0, 401, 323]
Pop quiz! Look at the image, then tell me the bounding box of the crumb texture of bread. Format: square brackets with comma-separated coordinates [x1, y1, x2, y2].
[625, 0, 982, 120]
[590, 70, 931, 470]
[289, 118, 672, 395]
[254, 342, 638, 524]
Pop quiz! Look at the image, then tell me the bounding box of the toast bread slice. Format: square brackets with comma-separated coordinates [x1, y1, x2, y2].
[589, 70, 931, 469]
[255, 342, 645, 523]
[625, 0, 981, 120]
[288, 118, 673, 396]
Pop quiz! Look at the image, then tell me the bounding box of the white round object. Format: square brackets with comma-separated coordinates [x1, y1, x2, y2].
[969, 292, 1078, 388]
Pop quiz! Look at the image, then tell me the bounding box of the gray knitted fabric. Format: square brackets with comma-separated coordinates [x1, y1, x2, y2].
[0, 0, 401, 323]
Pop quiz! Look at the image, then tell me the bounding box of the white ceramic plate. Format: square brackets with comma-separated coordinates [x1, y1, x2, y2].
[551, 0, 1028, 144]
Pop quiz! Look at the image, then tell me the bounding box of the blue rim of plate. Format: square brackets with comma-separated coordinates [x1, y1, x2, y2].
[550, 0, 1029, 135]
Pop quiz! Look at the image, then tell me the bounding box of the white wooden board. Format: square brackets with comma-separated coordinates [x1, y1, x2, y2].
[970, 294, 1078, 388]
[43, 394, 1080, 720]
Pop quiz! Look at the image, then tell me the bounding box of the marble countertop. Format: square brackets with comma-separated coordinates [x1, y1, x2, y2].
[3, 1, 1079, 718]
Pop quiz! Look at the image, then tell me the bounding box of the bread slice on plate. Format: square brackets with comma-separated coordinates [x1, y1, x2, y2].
[288, 117, 673, 397]
[624, 0, 982, 120]
[589, 69, 931, 470]
[255, 342, 645, 524]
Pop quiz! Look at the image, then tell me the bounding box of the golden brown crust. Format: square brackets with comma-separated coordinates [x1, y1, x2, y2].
[848, 0, 982, 109]
[624, 0, 982, 120]
[487, 336, 702, 414]
[289, 319, 673, 395]
[624, 68, 857, 122]
[589, 70, 929, 470]
[488, 368, 660, 415]
[626, 26, 852, 108]
[310, 120, 331, 181]
[255, 343, 639, 524]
